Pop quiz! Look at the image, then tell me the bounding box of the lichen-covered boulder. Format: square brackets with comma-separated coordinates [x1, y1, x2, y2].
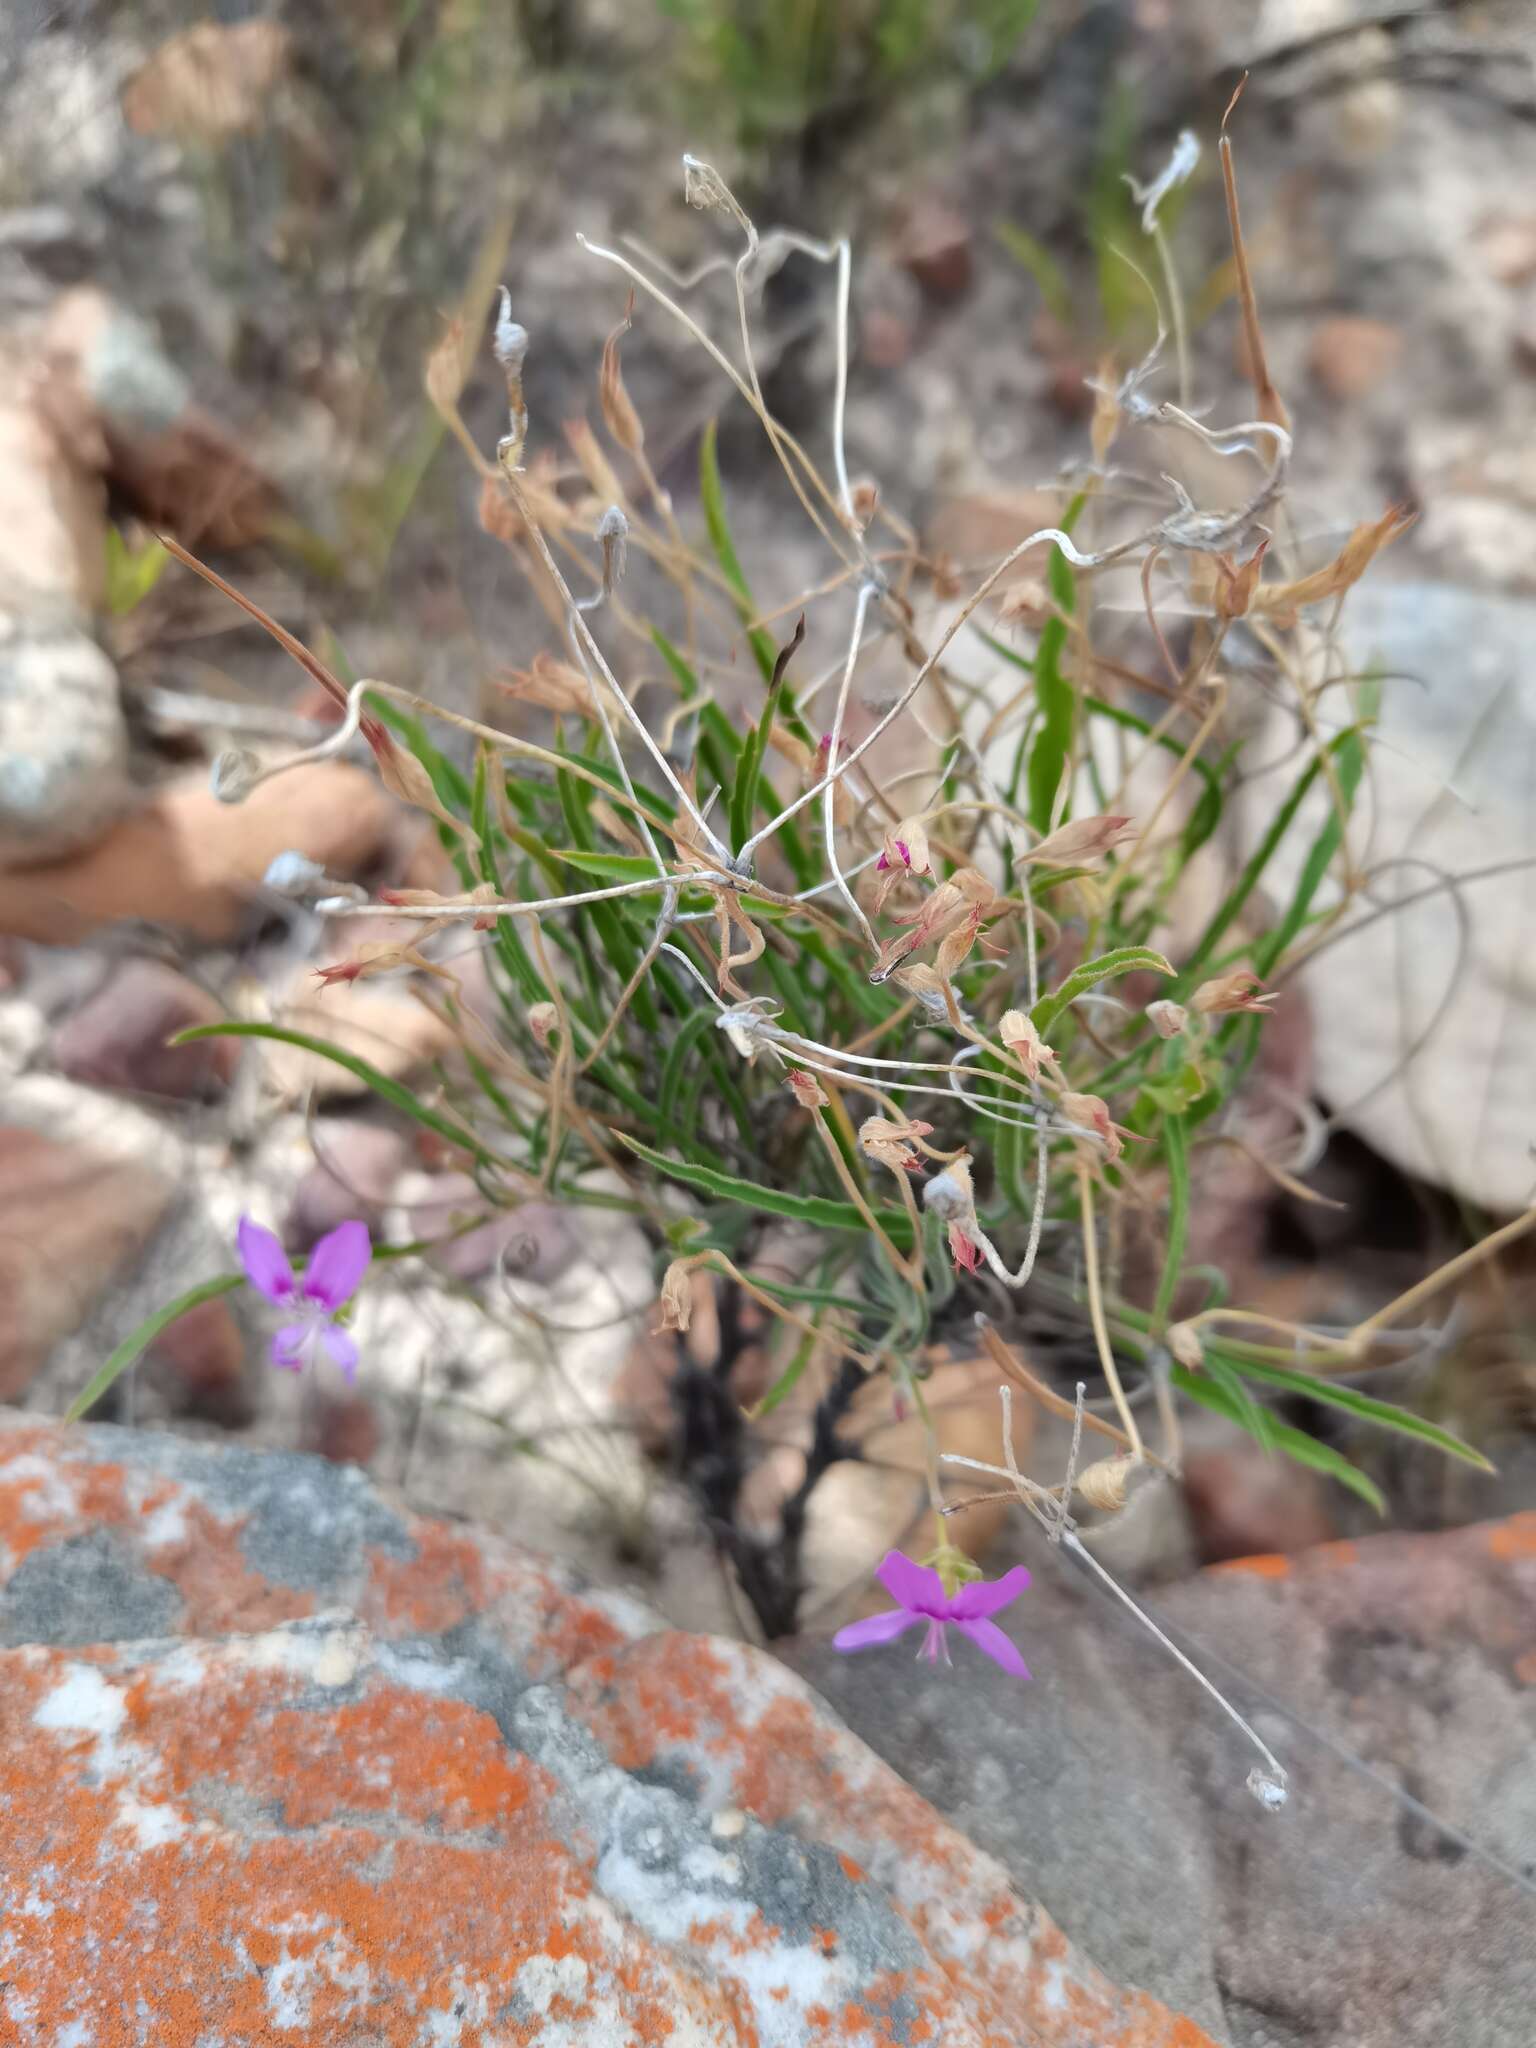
[0, 1419, 1211, 2047]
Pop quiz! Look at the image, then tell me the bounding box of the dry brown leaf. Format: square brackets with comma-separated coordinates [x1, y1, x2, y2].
[122, 21, 290, 146]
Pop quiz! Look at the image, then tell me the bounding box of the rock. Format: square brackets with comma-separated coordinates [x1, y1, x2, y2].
[0, 1131, 172, 1400]
[0, 381, 129, 866]
[284, 1120, 409, 1252]
[122, 20, 292, 148]
[1241, 581, 1536, 1212]
[1181, 1440, 1339, 1566]
[1475, 213, 1536, 288]
[0, 761, 397, 944]
[301, 1389, 382, 1467]
[402, 1171, 581, 1284]
[0, 607, 128, 867]
[1308, 314, 1403, 400]
[145, 1296, 254, 1429]
[40, 287, 277, 550]
[0, 388, 107, 611]
[896, 196, 974, 302]
[261, 987, 458, 1107]
[786, 1513, 1536, 2048]
[0, 1420, 1211, 2047]
[0, 204, 100, 279]
[49, 957, 237, 1100]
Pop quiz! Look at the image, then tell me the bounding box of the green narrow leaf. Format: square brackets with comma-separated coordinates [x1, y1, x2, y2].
[700, 418, 778, 684]
[173, 1023, 506, 1168]
[617, 1133, 915, 1246]
[1150, 1113, 1188, 1329]
[749, 1320, 819, 1419]
[731, 613, 804, 853]
[1180, 726, 1364, 989]
[66, 1275, 243, 1422]
[1025, 493, 1085, 831]
[1172, 1365, 1386, 1512]
[1086, 696, 1226, 860]
[1032, 945, 1175, 1038]
[1253, 722, 1368, 977]
[1207, 1348, 1494, 1471]
[995, 220, 1074, 325]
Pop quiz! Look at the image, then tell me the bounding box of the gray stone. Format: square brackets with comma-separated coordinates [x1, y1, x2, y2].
[1242, 579, 1536, 1212]
[0, 608, 130, 866]
[0, 1418, 1212, 2047]
[784, 1517, 1536, 2048]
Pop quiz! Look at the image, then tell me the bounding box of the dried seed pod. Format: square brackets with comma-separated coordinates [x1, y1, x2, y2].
[600, 295, 645, 456]
[786, 1068, 828, 1109]
[211, 746, 262, 803]
[656, 1260, 694, 1334]
[1167, 1321, 1204, 1370]
[1076, 1454, 1138, 1512]
[527, 1002, 559, 1050]
[1146, 999, 1189, 1039]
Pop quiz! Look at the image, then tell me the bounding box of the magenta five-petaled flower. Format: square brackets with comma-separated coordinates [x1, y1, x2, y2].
[237, 1216, 371, 1380]
[833, 1550, 1032, 1678]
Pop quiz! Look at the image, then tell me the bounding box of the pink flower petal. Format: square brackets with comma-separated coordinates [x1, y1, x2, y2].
[949, 1566, 1031, 1621]
[320, 1325, 360, 1382]
[239, 1217, 296, 1306]
[832, 1609, 920, 1654]
[955, 1616, 1031, 1678]
[303, 1220, 372, 1311]
[874, 1549, 946, 1617]
[270, 1323, 310, 1370]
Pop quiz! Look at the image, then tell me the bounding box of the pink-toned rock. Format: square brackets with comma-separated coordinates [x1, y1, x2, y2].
[897, 196, 974, 302]
[0, 761, 397, 943]
[146, 1295, 254, 1428]
[39, 288, 277, 551]
[1308, 315, 1403, 400]
[0, 1130, 173, 1399]
[1181, 1440, 1339, 1566]
[49, 958, 237, 1100]
[404, 1172, 581, 1285]
[284, 1120, 409, 1252]
[301, 1389, 382, 1467]
[0, 1420, 1215, 2047]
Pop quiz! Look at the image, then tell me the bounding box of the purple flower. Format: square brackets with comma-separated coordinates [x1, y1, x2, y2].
[832, 1550, 1031, 1678]
[237, 1216, 371, 1380]
[875, 839, 911, 874]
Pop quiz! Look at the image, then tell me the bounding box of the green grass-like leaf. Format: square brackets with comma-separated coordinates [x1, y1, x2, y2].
[1173, 1364, 1387, 1512]
[700, 418, 777, 685]
[618, 1133, 915, 1246]
[1025, 495, 1085, 832]
[173, 1023, 506, 1169]
[66, 1274, 243, 1422]
[1206, 1347, 1494, 1471]
[1032, 945, 1175, 1039]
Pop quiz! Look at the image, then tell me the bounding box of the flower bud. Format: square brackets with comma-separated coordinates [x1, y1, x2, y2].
[786, 1068, 828, 1109]
[1166, 1321, 1204, 1370]
[211, 746, 262, 803]
[1146, 999, 1189, 1039]
[527, 1002, 559, 1050]
[1191, 969, 1275, 1016]
[599, 297, 645, 455]
[656, 1260, 694, 1334]
[999, 1010, 1059, 1082]
[1075, 1454, 1138, 1512]
[922, 1153, 975, 1221]
[1024, 814, 1135, 868]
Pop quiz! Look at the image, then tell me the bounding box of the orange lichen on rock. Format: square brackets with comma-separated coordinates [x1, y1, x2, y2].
[0, 1420, 1223, 2048]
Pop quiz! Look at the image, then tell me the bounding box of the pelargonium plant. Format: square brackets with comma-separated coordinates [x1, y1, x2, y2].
[81, 119, 1510, 1807]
